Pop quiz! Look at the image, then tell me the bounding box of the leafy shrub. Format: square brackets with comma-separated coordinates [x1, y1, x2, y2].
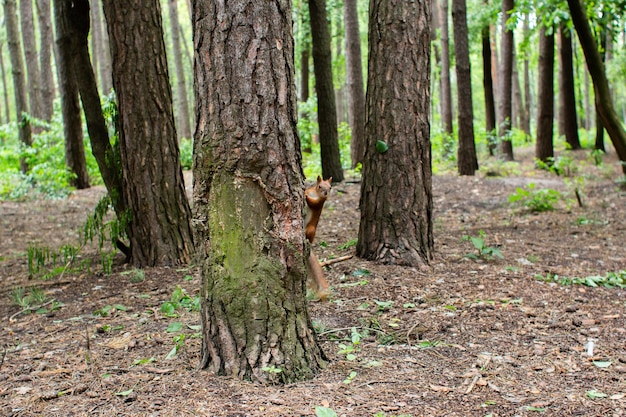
[508, 183, 563, 212]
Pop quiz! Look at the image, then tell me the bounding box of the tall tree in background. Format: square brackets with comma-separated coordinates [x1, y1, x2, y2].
[103, 0, 194, 267]
[521, 14, 531, 136]
[37, 0, 55, 121]
[167, 0, 192, 140]
[344, 0, 365, 168]
[90, 0, 112, 94]
[54, 0, 125, 211]
[452, 0, 477, 175]
[481, 14, 496, 155]
[558, 23, 580, 150]
[439, 0, 453, 137]
[4, 0, 32, 172]
[55, 1, 90, 190]
[498, 0, 514, 160]
[308, 0, 344, 181]
[358, 0, 433, 266]
[0, 40, 10, 124]
[567, 0, 626, 173]
[594, 29, 606, 152]
[20, 0, 43, 122]
[192, 0, 327, 383]
[535, 24, 555, 163]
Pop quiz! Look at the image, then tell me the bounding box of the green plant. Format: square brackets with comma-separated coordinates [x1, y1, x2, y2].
[165, 334, 186, 360]
[160, 286, 200, 318]
[10, 286, 62, 316]
[535, 271, 626, 288]
[27, 243, 81, 279]
[535, 154, 577, 177]
[315, 406, 338, 417]
[462, 230, 503, 260]
[508, 183, 563, 212]
[337, 327, 362, 361]
[179, 138, 193, 170]
[121, 268, 145, 283]
[338, 238, 358, 250]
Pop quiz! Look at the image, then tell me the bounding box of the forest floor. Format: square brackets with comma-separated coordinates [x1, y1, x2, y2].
[1, 146, 626, 417]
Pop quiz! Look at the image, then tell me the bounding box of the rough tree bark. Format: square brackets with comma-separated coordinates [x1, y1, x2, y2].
[37, 0, 55, 121]
[192, 0, 327, 383]
[482, 22, 496, 155]
[439, 0, 453, 137]
[103, 0, 194, 267]
[20, 0, 43, 122]
[357, 0, 433, 266]
[308, 0, 344, 181]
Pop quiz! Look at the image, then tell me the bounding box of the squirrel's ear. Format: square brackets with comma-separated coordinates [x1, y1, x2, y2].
[317, 175, 322, 183]
[328, 177, 332, 184]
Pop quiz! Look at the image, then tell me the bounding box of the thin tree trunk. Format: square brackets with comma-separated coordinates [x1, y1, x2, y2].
[344, 0, 366, 168]
[36, 0, 55, 121]
[567, 0, 626, 171]
[168, 0, 192, 140]
[4, 0, 32, 172]
[535, 25, 554, 163]
[498, 0, 514, 160]
[558, 23, 581, 150]
[56, 23, 90, 190]
[521, 14, 531, 136]
[452, 0, 477, 175]
[0, 41, 11, 124]
[91, 0, 112, 94]
[309, 0, 344, 181]
[482, 24, 496, 155]
[439, 0, 453, 136]
[20, 0, 43, 121]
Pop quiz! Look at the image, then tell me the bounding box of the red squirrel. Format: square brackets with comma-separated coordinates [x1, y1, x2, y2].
[304, 176, 332, 300]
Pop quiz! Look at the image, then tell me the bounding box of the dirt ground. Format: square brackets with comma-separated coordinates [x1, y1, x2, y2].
[1, 147, 626, 417]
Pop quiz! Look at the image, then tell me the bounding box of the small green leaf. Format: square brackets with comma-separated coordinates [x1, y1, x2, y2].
[592, 361, 612, 368]
[166, 322, 184, 333]
[352, 268, 370, 277]
[315, 406, 338, 417]
[115, 389, 134, 397]
[587, 389, 608, 399]
[375, 140, 389, 153]
[165, 345, 178, 360]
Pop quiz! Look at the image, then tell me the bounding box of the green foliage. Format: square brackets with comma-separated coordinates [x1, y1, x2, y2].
[535, 155, 578, 177]
[315, 406, 338, 417]
[27, 243, 82, 279]
[179, 138, 193, 170]
[338, 238, 357, 250]
[160, 285, 200, 318]
[337, 327, 362, 361]
[462, 230, 503, 260]
[508, 183, 563, 212]
[10, 286, 63, 315]
[535, 271, 626, 288]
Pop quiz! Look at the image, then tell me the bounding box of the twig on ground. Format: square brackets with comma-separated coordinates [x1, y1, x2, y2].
[319, 254, 353, 267]
[9, 299, 56, 322]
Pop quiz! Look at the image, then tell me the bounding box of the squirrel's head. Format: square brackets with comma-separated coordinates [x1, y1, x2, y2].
[316, 176, 332, 198]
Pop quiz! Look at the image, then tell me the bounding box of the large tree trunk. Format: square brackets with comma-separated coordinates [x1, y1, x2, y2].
[452, 0, 477, 175]
[482, 23, 496, 155]
[567, 0, 626, 173]
[36, 0, 55, 122]
[308, 0, 344, 181]
[4, 0, 32, 172]
[558, 23, 581, 150]
[497, 0, 514, 160]
[439, 0, 453, 137]
[103, 0, 194, 267]
[535, 25, 554, 163]
[192, 0, 327, 383]
[167, 0, 192, 141]
[357, 0, 433, 266]
[20, 0, 43, 122]
[344, 0, 366, 169]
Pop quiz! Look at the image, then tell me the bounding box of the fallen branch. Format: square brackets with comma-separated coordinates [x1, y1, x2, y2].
[320, 254, 353, 267]
[9, 299, 56, 322]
